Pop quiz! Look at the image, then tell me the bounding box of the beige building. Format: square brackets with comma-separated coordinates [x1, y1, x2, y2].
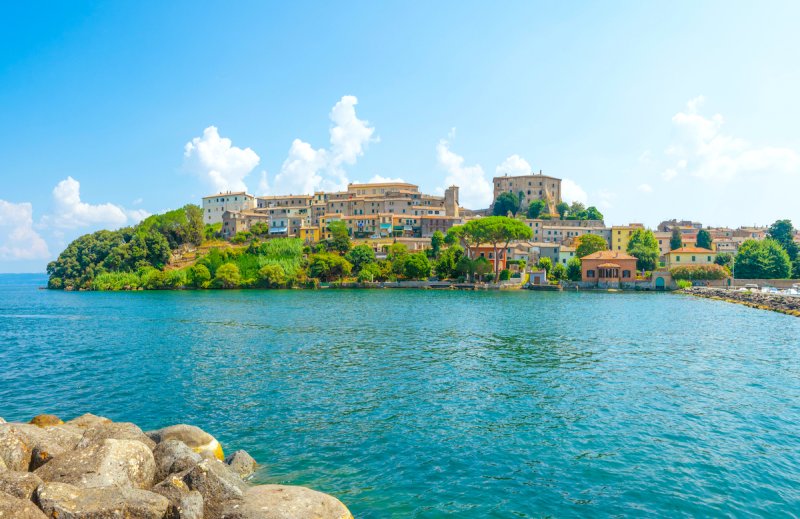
[492, 172, 561, 214]
[525, 218, 609, 246]
[202, 192, 256, 225]
[665, 246, 717, 268]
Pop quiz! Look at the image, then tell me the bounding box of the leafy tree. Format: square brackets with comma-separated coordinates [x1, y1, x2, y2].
[556, 202, 569, 219]
[257, 264, 287, 288]
[734, 239, 791, 279]
[357, 262, 382, 282]
[714, 252, 733, 267]
[308, 253, 352, 281]
[326, 221, 351, 254]
[537, 257, 553, 275]
[575, 234, 608, 258]
[493, 192, 521, 216]
[473, 257, 493, 281]
[569, 201, 586, 219]
[466, 216, 533, 281]
[434, 245, 464, 279]
[345, 244, 376, 273]
[404, 253, 431, 280]
[455, 256, 475, 281]
[566, 257, 582, 281]
[431, 231, 445, 258]
[499, 269, 511, 281]
[214, 263, 241, 288]
[526, 199, 546, 219]
[767, 219, 798, 260]
[585, 206, 603, 221]
[444, 227, 460, 246]
[626, 229, 659, 271]
[551, 263, 567, 281]
[670, 228, 683, 251]
[204, 223, 222, 241]
[188, 264, 211, 288]
[696, 229, 713, 250]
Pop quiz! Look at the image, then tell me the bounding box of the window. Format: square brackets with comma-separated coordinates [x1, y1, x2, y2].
[622, 270, 631, 278]
[676, 256, 680, 262]
[707, 256, 711, 261]
[587, 270, 595, 278]
[692, 256, 696, 261]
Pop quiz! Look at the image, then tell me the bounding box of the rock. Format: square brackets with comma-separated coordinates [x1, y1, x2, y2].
[0, 457, 6, 471]
[154, 439, 202, 482]
[182, 459, 247, 516]
[224, 450, 257, 479]
[0, 423, 81, 471]
[76, 421, 156, 450]
[29, 414, 63, 427]
[34, 482, 170, 519]
[35, 438, 155, 489]
[0, 418, 5, 424]
[148, 424, 225, 461]
[0, 489, 48, 518]
[30, 447, 53, 471]
[0, 471, 43, 501]
[220, 485, 353, 519]
[152, 475, 204, 519]
[64, 413, 112, 429]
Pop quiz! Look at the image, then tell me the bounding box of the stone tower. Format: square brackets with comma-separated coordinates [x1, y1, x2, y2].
[444, 185, 459, 217]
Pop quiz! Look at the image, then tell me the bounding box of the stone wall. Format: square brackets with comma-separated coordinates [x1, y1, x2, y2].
[682, 287, 800, 316]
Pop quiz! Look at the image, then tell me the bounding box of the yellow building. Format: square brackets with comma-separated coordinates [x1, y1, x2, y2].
[665, 246, 716, 268]
[611, 224, 644, 252]
[299, 226, 320, 244]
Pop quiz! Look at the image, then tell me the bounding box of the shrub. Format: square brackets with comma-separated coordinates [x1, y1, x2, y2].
[214, 263, 241, 288]
[499, 269, 511, 281]
[188, 264, 211, 288]
[404, 253, 431, 280]
[257, 264, 287, 288]
[676, 279, 692, 289]
[670, 264, 730, 280]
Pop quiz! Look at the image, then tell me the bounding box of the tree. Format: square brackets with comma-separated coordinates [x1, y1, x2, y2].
[473, 257, 493, 281]
[308, 253, 352, 281]
[404, 253, 431, 279]
[537, 257, 553, 275]
[734, 239, 791, 279]
[569, 201, 586, 220]
[767, 219, 798, 261]
[527, 200, 546, 219]
[455, 256, 475, 281]
[434, 245, 464, 279]
[575, 234, 608, 258]
[431, 231, 445, 259]
[696, 229, 713, 250]
[326, 221, 351, 254]
[466, 216, 533, 281]
[585, 206, 603, 221]
[556, 202, 569, 219]
[214, 263, 241, 288]
[626, 229, 659, 271]
[357, 262, 382, 282]
[566, 257, 582, 281]
[188, 264, 211, 288]
[257, 264, 287, 288]
[493, 192, 521, 216]
[551, 263, 567, 281]
[715, 252, 733, 268]
[670, 228, 683, 251]
[345, 244, 376, 273]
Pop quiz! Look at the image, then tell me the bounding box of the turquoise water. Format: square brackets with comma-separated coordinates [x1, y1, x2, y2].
[2, 274, 800, 516]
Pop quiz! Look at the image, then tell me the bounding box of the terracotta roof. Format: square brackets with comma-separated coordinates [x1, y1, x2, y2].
[597, 262, 621, 268]
[580, 250, 637, 260]
[667, 246, 715, 254]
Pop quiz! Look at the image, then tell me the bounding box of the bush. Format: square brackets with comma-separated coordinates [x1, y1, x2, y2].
[676, 279, 692, 289]
[670, 264, 730, 280]
[551, 263, 567, 281]
[499, 269, 511, 281]
[214, 263, 241, 288]
[257, 264, 287, 288]
[566, 257, 582, 281]
[404, 253, 431, 280]
[188, 264, 211, 288]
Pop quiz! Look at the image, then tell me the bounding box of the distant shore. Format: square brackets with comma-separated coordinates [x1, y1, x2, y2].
[681, 286, 800, 317]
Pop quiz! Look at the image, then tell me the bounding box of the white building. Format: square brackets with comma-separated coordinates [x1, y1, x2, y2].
[202, 192, 256, 225]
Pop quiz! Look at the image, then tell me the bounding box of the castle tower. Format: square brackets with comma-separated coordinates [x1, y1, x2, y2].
[444, 185, 459, 217]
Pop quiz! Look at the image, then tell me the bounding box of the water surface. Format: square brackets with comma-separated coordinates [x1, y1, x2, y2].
[1, 274, 799, 517]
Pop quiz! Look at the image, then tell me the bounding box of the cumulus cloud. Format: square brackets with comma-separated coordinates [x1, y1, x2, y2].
[353, 174, 406, 184]
[665, 96, 800, 182]
[436, 139, 493, 209]
[561, 178, 588, 204]
[270, 95, 377, 194]
[637, 183, 653, 193]
[184, 126, 260, 193]
[495, 154, 532, 177]
[43, 177, 129, 230]
[0, 200, 50, 260]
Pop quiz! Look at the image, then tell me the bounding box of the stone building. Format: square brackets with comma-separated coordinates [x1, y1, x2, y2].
[492, 172, 561, 214]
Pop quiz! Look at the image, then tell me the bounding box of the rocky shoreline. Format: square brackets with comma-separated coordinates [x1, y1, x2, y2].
[681, 287, 800, 317]
[0, 414, 352, 518]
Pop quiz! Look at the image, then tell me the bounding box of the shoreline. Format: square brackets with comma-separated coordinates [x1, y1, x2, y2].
[681, 287, 800, 317]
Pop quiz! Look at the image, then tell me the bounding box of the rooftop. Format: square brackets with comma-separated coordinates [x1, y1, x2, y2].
[667, 246, 715, 254]
[581, 250, 637, 261]
[202, 191, 252, 199]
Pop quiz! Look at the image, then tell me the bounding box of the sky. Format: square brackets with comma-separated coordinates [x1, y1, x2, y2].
[2, 1, 800, 272]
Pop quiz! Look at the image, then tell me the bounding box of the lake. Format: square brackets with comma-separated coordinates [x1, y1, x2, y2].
[1, 273, 799, 517]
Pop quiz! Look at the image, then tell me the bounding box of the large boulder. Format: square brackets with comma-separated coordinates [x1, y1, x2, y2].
[0, 423, 81, 471]
[148, 424, 225, 460]
[35, 438, 156, 489]
[0, 471, 43, 500]
[0, 489, 47, 518]
[220, 485, 353, 519]
[224, 450, 257, 479]
[29, 414, 64, 427]
[152, 474, 204, 519]
[34, 482, 170, 519]
[154, 439, 202, 482]
[64, 413, 112, 430]
[76, 422, 156, 450]
[182, 459, 247, 516]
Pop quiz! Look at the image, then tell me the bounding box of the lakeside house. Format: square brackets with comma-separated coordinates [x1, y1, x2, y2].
[580, 251, 638, 287]
[665, 246, 716, 268]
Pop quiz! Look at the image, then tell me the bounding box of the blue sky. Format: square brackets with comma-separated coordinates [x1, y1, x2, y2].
[2, 1, 800, 272]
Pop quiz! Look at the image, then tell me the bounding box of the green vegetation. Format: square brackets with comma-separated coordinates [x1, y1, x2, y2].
[575, 234, 608, 258]
[556, 202, 569, 219]
[669, 228, 683, 251]
[696, 229, 712, 250]
[493, 192, 521, 216]
[715, 252, 733, 268]
[734, 238, 791, 279]
[447, 216, 532, 281]
[670, 264, 730, 280]
[526, 200, 546, 219]
[676, 279, 693, 289]
[566, 257, 582, 281]
[627, 229, 659, 271]
[767, 219, 799, 278]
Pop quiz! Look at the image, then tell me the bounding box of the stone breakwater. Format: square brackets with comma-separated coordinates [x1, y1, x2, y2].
[0, 414, 353, 519]
[682, 287, 800, 317]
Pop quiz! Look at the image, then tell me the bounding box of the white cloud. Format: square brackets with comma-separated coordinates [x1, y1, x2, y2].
[595, 189, 616, 209]
[353, 174, 405, 184]
[436, 139, 492, 209]
[125, 209, 151, 223]
[495, 154, 531, 177]
[0, 200, 50, 260]
[184, 126, 260, 193]
[665, 96, 800, 182]
[269, 95, 377, 195]
[662, 168, 678, 182]
[257, 171, 270, 196]
[637, 183, 653, 193]
[43, 177, 129, 230]
[561, 178, 588, 204]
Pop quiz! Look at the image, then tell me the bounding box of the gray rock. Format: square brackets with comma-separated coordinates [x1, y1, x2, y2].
[76, 421, 156, 450]
[30, 447, 53, 471]
[34, 482, 170, 519]
[64, 413, 112, 429]
[0, 489, 47, 518]
[0, 423, 81, 471]
[182, 459, 247, 517]
[148, 424, 225, 460]
[154, 439, 202, 482]
[35, 438, 156, 489]
[0, 470, 43, 500]
[220, 485, 353, 519]
[224, 450, 257, 479]
[152, 474, 204, 519]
